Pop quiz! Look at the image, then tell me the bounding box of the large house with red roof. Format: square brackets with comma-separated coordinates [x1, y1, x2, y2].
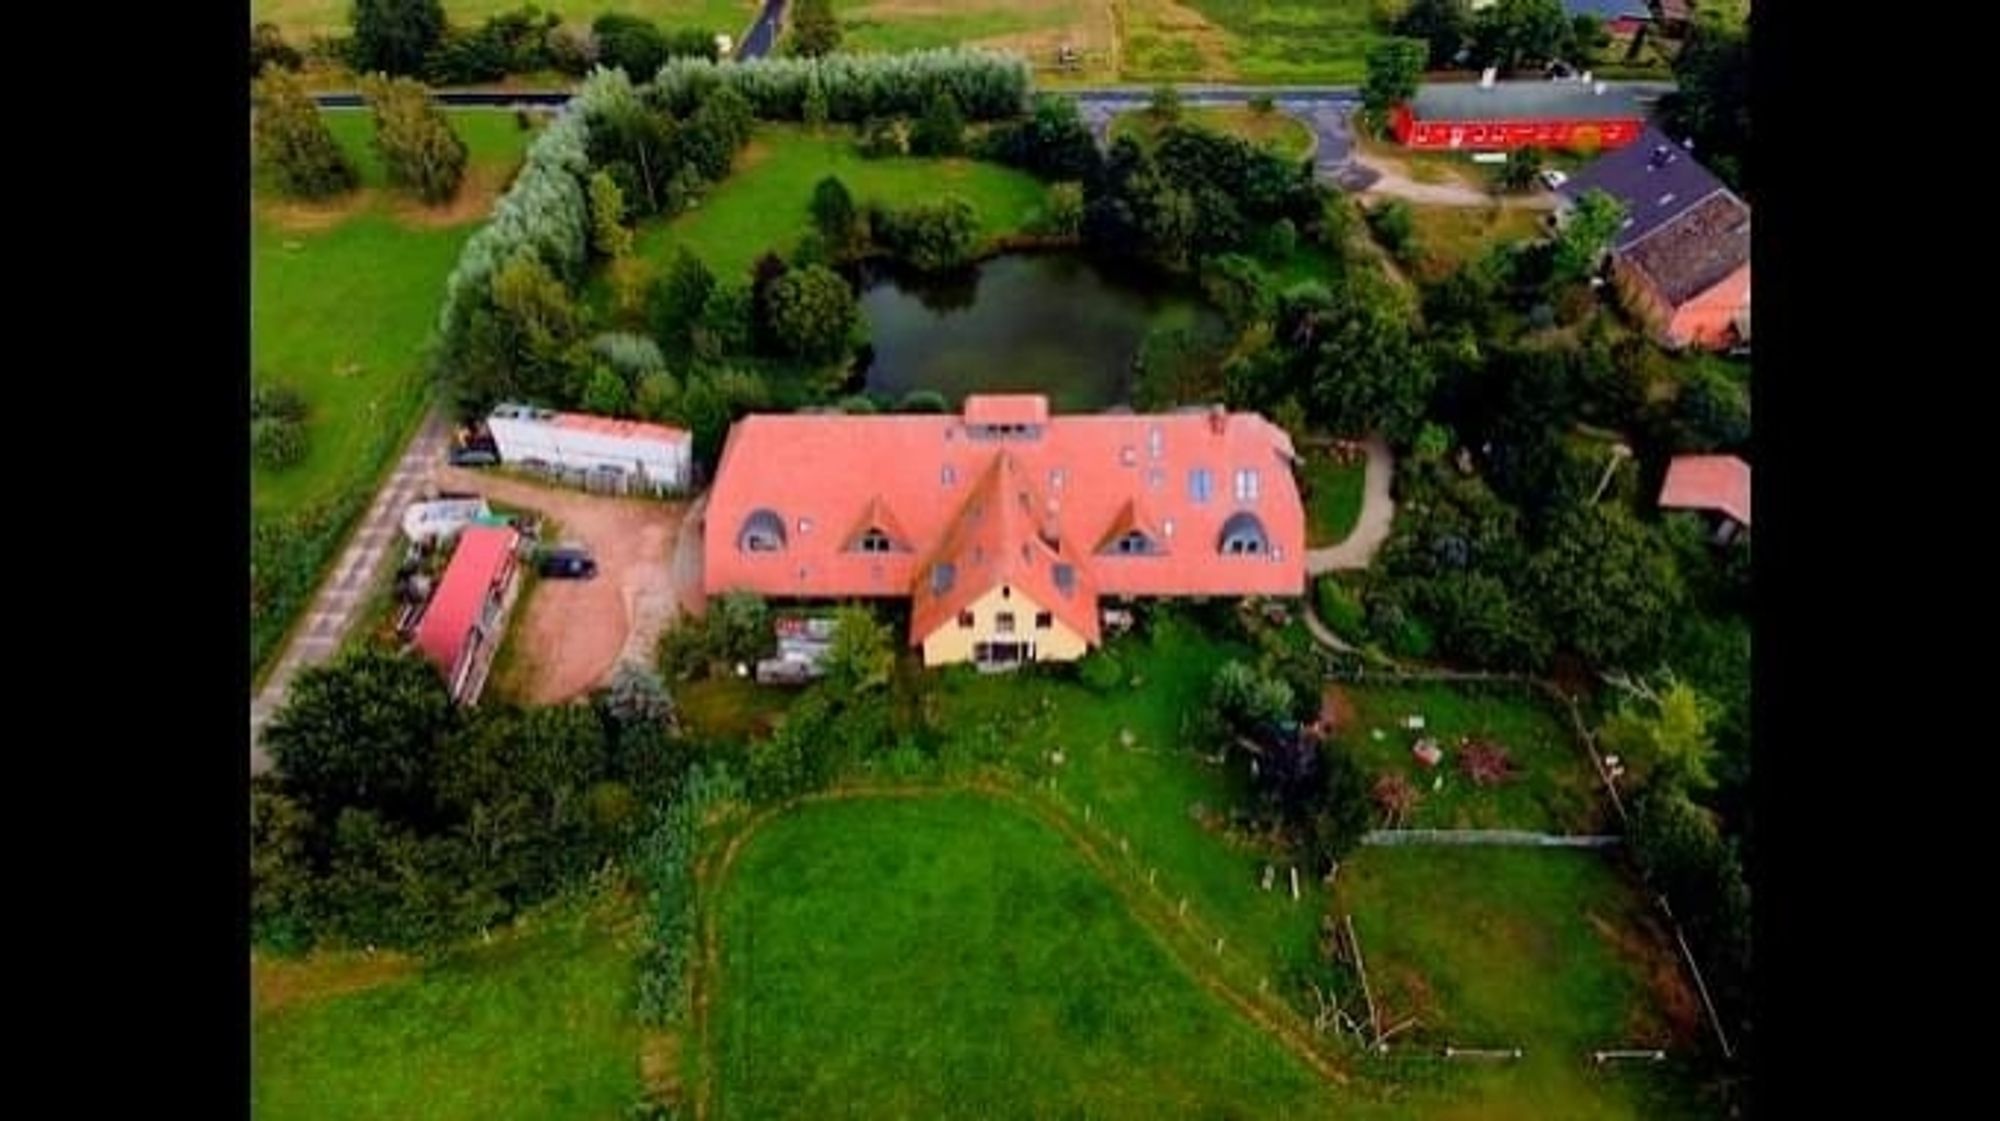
[703, 395, 1306, 668]
[413, 523, 522, 702]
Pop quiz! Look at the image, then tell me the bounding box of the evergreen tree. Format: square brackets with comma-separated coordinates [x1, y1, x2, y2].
[253, 69, 358, 199]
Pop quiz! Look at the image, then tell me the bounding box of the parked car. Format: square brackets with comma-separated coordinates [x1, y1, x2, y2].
[1539, 169, 1570, 190]
[538, 546, 598, 579]
[448, 445, 499, 467]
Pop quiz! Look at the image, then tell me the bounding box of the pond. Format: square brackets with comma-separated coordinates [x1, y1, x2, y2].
[856, 253, 1221, 412]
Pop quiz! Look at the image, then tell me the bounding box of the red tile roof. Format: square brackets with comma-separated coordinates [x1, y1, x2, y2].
[704, 397, 1305, 647]
[1659, 455, 1751, 526]
[414, 525, 520, 676]
[550, 412, 691, 444]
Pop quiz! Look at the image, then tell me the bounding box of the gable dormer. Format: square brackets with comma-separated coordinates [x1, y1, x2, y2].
[843, 495, 913, 554]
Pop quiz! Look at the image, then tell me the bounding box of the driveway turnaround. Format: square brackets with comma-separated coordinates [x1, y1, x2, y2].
[1305, 434, 1396, 574]
[432, 467, 693, 705]
[250, 412, 451, 774]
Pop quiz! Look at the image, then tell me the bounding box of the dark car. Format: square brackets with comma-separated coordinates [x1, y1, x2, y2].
[539, 547, 598, 579]
[448, 445, 500, 467]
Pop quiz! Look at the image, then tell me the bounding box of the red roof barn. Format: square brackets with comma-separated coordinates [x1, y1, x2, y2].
[1391, 80, 1648, 152]
[1659, 454, 1751, 544]
[413, 524, 522, 702]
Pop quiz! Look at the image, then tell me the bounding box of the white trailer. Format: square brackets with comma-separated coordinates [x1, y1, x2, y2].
[402, 498, 491, 544]
[486, 404, 693, 494]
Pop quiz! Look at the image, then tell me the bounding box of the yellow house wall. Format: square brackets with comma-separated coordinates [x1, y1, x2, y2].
[920, 582, 1090, 667]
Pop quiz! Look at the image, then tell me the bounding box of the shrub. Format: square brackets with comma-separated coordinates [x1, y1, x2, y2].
[253, 417, 310, 470]
[1385, 612, 1435, 659]
[976, 95, 1100, 182]
[1458, 739, 1515, 785]
[1148, 84, 1183, 124]
[253, 68, 358, 199]
[908, 91, 966, 157]
[1314, 577, 1368, 641]
[351, 0, 446, 76]
[1367, 200, 1416, 259]
[1033, 181, 1085, 237]
[871, 196, 981, 272]
[251, 22, 304, 78]
[547, 24, 599, 75]
[1249, 93, 1276, 114]
[764, 265, 859, 361]
[1079, 650, 1125, 693]
[1372, 772, 1419, 825]
[858, 116, 907, 158]
[251, 382, 309, 422]
[897, 389, 948, 414]
[594, 13, 669, 80]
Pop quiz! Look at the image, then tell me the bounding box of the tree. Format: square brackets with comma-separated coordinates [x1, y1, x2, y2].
[648, 248, 715, 360]
[1396, 0, 1471, 68]
[802, 74, 829, 129]
[1600, 676, 1720, 794]
[1278, 275, 1436, 444]
[789, 0, 842, 57]
[978, 94, 1100, 181]
[634, 370, 681, 421]
[1148, 84, 1182, 124]
[1036, 181, 1085, 237]
[588, 171, 633, 260]
[871, 197, 980, 272]
[824, 607, 896, 694]
[808, 175, 860, 257]
[1362, 37, 1428, 116]
[1366, 199, 1416, 258]
[858, 116, 906, 158]
[1669, 358, 1751, 452]
[263, 646, 457, 826]
[253, 416, 310, 470]
[1553, 188, 1624, 282]
[909, 91, 966, 157]
[1211, 660, 1295, 734]
[663, 27, 721, 61]
[764, 265, 858, 361]
[1571, 14, 1609, 66]
[592, 13, 669, 79]
[1501, 145, 1545, 192]
[694, 280, 753, 363]
[252, 69, 358, 199]
[251, 21, 304, 78]
[360, 74, 469, 205]
[1526, 503, 1684, 668]
[1469, 0, 1571, 72]
[1306, 744, 1373, 873]
[1660, 17, 1750, 193]
[581, 365, 631, 415]
[598, 662, 680, 733]
[351, 0, 446, 76]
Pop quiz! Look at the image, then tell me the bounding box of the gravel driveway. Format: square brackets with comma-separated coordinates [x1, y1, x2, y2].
[434, 466, 694, 704]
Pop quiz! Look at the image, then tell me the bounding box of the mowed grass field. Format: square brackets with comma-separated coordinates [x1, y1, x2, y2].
[1335, 847, 1713, 1121]
[628, 124, 1050, 285]
[251, 894, 649, 1121]
[711, 793, 1329, 1118]
[1123, 0, 1383, 83]
[1110, 103, 1317, 162]
[1402, 204, 1552, 281]
[1301, 449, 1367, 546]
[1329, 681, 1608, 834]
[251, 0, 759, 40]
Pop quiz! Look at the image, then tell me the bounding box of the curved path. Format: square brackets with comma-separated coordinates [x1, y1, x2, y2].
[692, 782, 1349, 1118]
[1305, 434, 1396, 574]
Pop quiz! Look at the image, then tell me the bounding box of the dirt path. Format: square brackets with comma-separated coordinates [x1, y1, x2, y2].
[1350, 148, 1562, 210]
[435, 467, 691, 704]
[691, 782, 1350, 1117]
[1306, 434, 1395, 574]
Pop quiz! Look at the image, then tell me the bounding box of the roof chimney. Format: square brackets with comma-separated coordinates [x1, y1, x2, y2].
[1209, 404, 1227, 435]
[1479, 67, 1496, 89]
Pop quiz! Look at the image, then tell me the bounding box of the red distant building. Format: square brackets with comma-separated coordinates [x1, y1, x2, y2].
[1390, 80, 1647, 152]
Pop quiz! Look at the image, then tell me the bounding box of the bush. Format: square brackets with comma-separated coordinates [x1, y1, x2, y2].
[251, 22, 304, 78]
[594, 13, 669, 80]
[908, 91, 966, 157]
[1314, 577, 1367, 641]
[897, 389, 947, 413]
[1033, 181, 1085, 237]
[1249, 93, 1276, 114]
[649, 50, 1031, 124]
[351, 0, 446, 76]
[1385, 611, 1435, 659]
[548, 24, 600, 75]
[870, 196, 980, 272]
[251, 382, 309, 422]
[858, 117, 906, 158]
[977, 95, 1100, 182]
[253, 416, 309, 470]
[1078, 650, 1125, 693]
[1367, 200, 1416, 259]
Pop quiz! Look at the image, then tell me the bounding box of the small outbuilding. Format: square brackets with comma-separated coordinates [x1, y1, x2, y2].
[1658, 454, 1751, 545]
[486, 403, 693, 494]
[413, 524, 523, 703]
[401, 497, 492, 545]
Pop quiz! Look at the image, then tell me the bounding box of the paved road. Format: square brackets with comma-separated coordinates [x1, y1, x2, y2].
[736, 0, 786, 61]
[249, 411, 449, 773]
[1305, 435, 1395, 575]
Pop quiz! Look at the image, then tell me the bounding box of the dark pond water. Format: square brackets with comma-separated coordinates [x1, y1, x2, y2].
[856, 253, 1221, 411]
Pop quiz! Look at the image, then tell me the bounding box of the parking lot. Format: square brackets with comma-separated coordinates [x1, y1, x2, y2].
[433, 465, 698, 704]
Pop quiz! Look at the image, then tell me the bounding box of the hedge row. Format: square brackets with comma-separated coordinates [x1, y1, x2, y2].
[646, 49, 1031, 124]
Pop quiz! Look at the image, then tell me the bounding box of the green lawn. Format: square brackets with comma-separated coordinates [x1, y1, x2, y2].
[252, 109, 534, 678]
[1111, 103, 1317, 162]
[252, 0, 759, 41]
[627, 124, 1050, 286]
[929, 614, 1333, 997]
[1334, 847, 1712, 1121]
[1301, 450, 1367, 546]
[833, 0, 1086, 53]
[677, 675, 796, 743]
[1123, 0, 1382, 84]
[1402, 205, 1552, 282]
[1330, 682, 1608, 834]
[252, 893, 648, 1121]
[712, 793, 1329, 1118]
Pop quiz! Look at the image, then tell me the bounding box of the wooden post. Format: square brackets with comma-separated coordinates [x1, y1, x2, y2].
[1290, 866, 1301, 900]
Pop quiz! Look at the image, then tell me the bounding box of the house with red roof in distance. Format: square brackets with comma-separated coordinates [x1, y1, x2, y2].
[1559, 128, 1750, 351]
[1659, 454, 1750, 545]
[1389, 76, 1647, 153]
[413, 523, 523, 702]
[1565, 0, 1656, 37]
[704, 395, 1306, 669]
[485, 403, 693, 494]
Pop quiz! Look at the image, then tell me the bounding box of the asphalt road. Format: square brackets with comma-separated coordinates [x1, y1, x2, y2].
[736, 0, 786, 61]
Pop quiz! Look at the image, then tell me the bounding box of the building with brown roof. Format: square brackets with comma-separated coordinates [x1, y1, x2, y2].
[704, 395, 1306, 669]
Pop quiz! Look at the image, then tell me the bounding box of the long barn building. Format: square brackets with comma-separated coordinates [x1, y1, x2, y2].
[1390, 79, 1647, 152]
[486, 404, 693, 493]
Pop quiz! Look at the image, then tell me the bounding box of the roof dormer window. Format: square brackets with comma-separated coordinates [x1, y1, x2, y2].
[738, 509, 787, 553]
